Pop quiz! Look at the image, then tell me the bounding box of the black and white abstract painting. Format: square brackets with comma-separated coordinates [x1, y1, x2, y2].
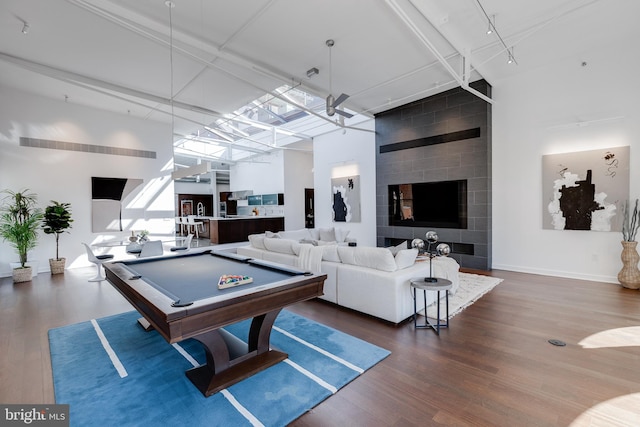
[91, 177, 143, 232]
[542, 146, 629, 232]
[331, 175, 361, 223]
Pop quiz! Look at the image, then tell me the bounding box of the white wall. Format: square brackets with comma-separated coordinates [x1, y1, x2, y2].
[313, 119, 377, 247]
[231, 151, 284, 194]
[492, 37, 640, 282]
[0, 86, 175, 277]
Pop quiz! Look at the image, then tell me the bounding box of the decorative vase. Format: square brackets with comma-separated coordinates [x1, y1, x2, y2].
[618, 241, 640, 289]
[12, 266, 33, 283]
[49, 258, 66, 275]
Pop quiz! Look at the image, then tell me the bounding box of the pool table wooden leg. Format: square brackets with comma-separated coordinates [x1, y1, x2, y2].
[248, 308, 282, 353]
[185, 308, 287, 397]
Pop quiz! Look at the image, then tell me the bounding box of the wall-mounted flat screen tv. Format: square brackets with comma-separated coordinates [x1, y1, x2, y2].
[388, 180, 468, 229]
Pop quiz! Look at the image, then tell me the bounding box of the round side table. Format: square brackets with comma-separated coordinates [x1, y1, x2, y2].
[410, 277, 453, 335]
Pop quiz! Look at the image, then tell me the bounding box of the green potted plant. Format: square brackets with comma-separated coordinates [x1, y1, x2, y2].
[618, 199, 640, 289]
[0, 189, 44, 283]
[42, 201, 73, 274]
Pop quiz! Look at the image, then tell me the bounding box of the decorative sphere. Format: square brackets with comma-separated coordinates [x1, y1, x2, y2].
[425, 231, 438, 243]
[411, 238, 425, 251]
[436, 243, 451, 257]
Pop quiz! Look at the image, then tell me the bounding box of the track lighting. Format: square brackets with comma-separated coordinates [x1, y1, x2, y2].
[486, 14, 494, 35]
[476, 1, 517, 65]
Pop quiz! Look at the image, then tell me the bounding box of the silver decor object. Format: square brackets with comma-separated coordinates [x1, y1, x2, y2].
[411, 238, 425, 253]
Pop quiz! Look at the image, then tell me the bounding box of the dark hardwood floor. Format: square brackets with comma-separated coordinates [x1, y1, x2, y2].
[1, 266, 639, 426]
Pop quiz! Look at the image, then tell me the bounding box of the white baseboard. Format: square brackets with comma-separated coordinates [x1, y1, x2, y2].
[491, 263, 618, 284]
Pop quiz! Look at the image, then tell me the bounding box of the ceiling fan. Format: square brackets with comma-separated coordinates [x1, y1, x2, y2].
[325, 39, 353, 119]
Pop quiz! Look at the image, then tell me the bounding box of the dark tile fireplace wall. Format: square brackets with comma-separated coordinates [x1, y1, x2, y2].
[375, 80, 492, 270]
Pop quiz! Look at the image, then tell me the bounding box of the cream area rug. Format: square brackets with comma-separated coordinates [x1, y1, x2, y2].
[421, 272, 503, 320]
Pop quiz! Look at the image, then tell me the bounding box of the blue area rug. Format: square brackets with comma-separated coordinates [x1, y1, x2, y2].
[49, 310, 390, 427]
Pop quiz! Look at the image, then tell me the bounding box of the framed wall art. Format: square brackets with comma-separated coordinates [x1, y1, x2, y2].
[331, 175, 361, 223]
[91, 177, 143, 232]
[542, 146, 629, 232]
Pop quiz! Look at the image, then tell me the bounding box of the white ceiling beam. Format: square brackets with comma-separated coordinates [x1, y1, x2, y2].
[384, 0, 493, 104]
[170, 161, 211, 180]
[69, 0, 375, 133]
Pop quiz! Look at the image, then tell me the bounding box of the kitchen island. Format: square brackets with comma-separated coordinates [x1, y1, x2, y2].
[209, 216, 284, 244]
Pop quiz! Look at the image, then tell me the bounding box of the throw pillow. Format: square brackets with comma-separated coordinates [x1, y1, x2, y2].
[395, 248, 418, 270]
[387, 240, 408, 256]
[319, 227, 336, 242]
[248, 233, 266, 250]
[265, 231, 281, 238]
[334, 228, 350, 243]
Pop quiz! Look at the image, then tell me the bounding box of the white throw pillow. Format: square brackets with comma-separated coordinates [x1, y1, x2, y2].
[334, 228, 350, 243]
[395, 248, 418, 270]
[263, 237, 296, 254]
[387, 240, 408, 256]
[337, 246, 397, 272]
[248, 233, 266, 250]
[319, 227, 336, 242]
[308, 228, 320, 240]
[265, 231, 281, 238]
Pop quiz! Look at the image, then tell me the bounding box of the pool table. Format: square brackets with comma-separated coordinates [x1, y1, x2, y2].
[103, 250, 326, 397]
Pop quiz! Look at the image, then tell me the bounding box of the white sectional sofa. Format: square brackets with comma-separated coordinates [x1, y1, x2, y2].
[236, 227, 460, 324]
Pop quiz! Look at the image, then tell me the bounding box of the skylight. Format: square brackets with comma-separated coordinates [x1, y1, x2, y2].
[173, 84, 328, 164]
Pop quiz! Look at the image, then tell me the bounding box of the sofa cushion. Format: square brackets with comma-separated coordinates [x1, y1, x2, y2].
[248, 233, 266, 250]
[322, 244, 341, 262]
[279, 229, 311, 241]
[263, 237, 299, 255]
[337, 246, 397, 272]
[308, 228, 320, 240]
[395, 248, 418, 270]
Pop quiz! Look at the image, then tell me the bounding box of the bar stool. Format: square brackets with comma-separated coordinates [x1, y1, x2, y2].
[185, 215, 204, 239]
[175, 217, 184, 235]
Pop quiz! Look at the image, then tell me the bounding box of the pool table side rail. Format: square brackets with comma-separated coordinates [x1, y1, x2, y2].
[103, 261, 326, 344]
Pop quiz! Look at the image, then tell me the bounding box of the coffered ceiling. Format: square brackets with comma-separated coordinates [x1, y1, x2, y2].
[1, 0, 635, 173]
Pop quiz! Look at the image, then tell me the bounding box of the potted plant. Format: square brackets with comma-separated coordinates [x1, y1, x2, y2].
[0, 189, 44, 283]
[42, 201, 73, 274]
[618, 199, 640, 289]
